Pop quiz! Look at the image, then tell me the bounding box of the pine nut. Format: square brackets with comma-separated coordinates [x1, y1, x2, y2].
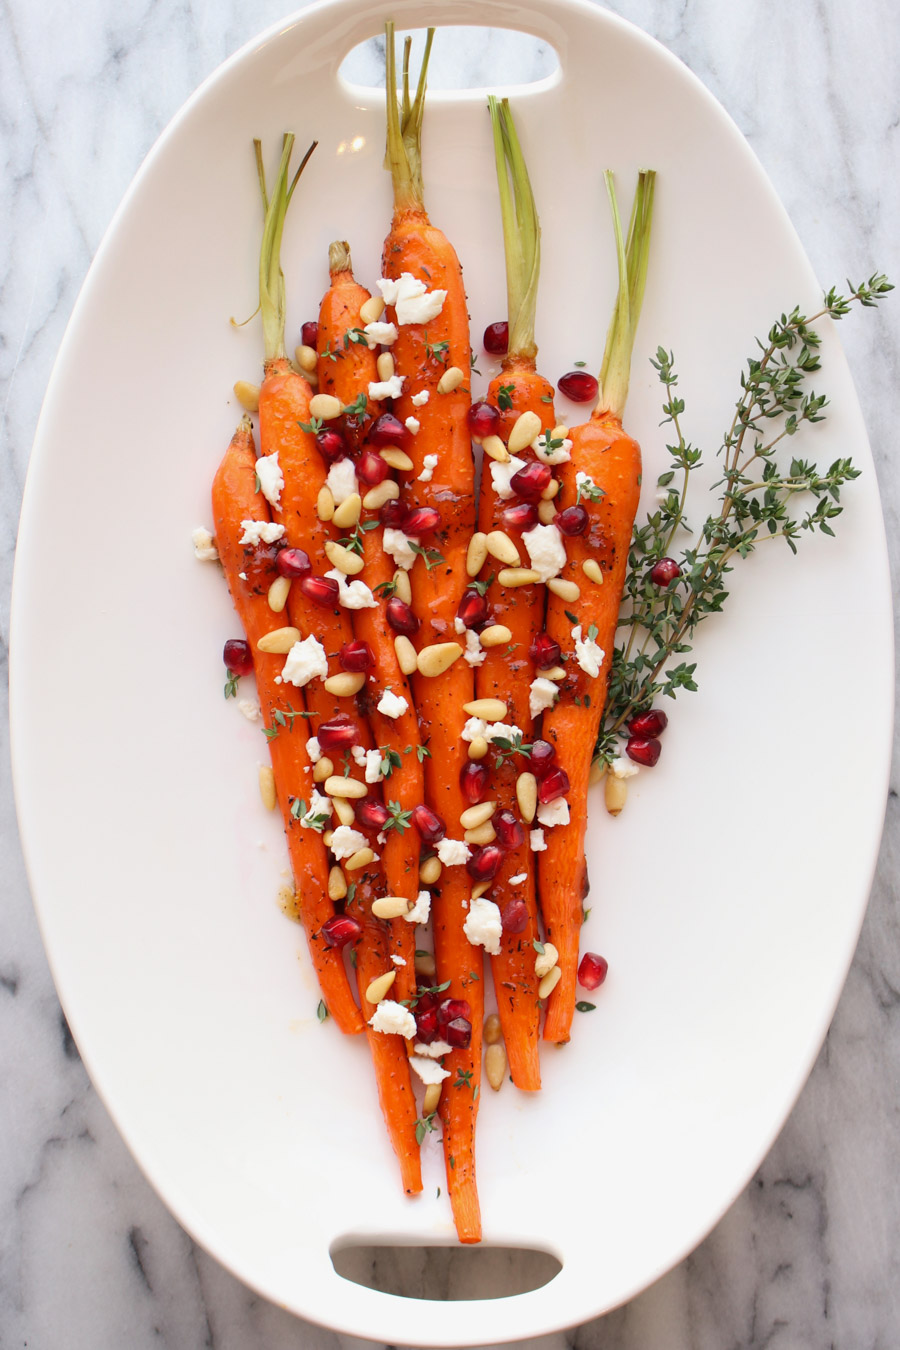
[508, 409, 542, 454]
[463, 698, 507, 720]
[267, 575, 291, 613]
[544, 666, 567, 681]
[466, 533, 488, 577]
[323, 672, 366, 697]
[305, 368, 319, 389]
[372, 895, 411, 919]
[551, 424, 569, 440]
[485, 1041, 507, 1091]
[483, 1013, 503, 1045]
[258, 765, 276, 810]
[332, 493, 362, 529]
[322, 830, 334, 847]
[417, 642, 463, 677]
[324, 541, 365, 576]
[324, 775, 368, 799]
[415, 950, 437, 979]
[394, 635, 418, 675]
[478, 624, 512, 647]
[317, 485, 335, 521]
[538, 499, 558, 524]
[481, 435, 510, 463]
[359, 295, 385, 324]
[605, 775, 628, 816]
[328, 866, 347, 901]
[333, 797, 356, 826]
[468, 736, 489, 760]
[257, 626, 301, 653]
[376, 351, 395, 382]
[419, 856, 442, 885]
[471, 881, 492, 901]
[234, 380, 260, 412]
[380, 447, 414, 471]
[464, 822, 496, 845]
[365, 970, 396, 1003]
[538, 965, 563, 999]
[423, 1082, 442, 1115]
[295, 344, 318, 373]
[460, 801, 496, 830]
[516, 772, 537, 823]
[534, 942, 559, 978]
[485, 530, 521, 566]
[346, 847, 376, 871]
[582, 558, 604, 585]
[498, 567, 540, 587]
[309, 393, 342, 420]
[541, 478, 560, 501]
[589, 757, 607, 786]
[393, 569, 412, 604]
[313, 756, 334, 783]
[547, 577, 580, 601]
[362, 479, 399, 510]
[437, 365, 465, 394]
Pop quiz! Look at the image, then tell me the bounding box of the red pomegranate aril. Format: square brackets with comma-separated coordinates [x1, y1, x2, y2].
[445, 1016, 473, 1049]
[414, 1006, 439, 1044]
[555, 504, 590, 536]
[368, 412, 410, 449]
[529, 739, 557, 777]
[321, 914, 361, 948]
[385, 596, 419, 635]
[275, 546, 311, 578]
[342, 414, 371, 454]
[459, 760, 490, 804]
[403, 506, 441, 536]
[627, 708, 669, 738]
[510, 460, 552, 502]
[299, 574, 339, 608]
[626, 736, 662, 767]
[357, 448, 389, 486]
[300, 320, 318, 349]
[558, 370, 599, 403]
[529, 632, 561, 669]
[457, 589, 488, 630]
[537, 765, 570, 804]
[411, 804, 446, 844]
[315, 428, 348, 464]
[416, 990, 440, 1014]
[317, 715, 360, 753]
[466, 844, 504, 883]
[501, 898, 528, 934]
[502, 501, 539, 532]
[483, 321, 509, 355]
[493, 810, 525, 850]
[379, 499, 410, 528]
[355, 799, 390, 831]
[578, 951, 609, 990]
[650, 557, 681, 587]
[339, 639, 375, 673]
[437, 997, 471, 1030]
[467, 400, 501, 440]
[223, 638, 253, 677]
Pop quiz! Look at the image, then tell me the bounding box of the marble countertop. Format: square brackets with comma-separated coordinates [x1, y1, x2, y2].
[2, 1, 899, 1346]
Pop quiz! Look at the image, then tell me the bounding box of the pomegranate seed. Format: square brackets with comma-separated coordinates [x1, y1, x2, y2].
[529, 633, 561, 669]
[339, 639, 375, 672]
[467, 400, 500, 440]
[415, 1006, 439, 1043]
[650, 557, 681, 587]
[321, 914, 361, 948]
[275, 547, 311, 578]
[355, 799, 390, 831]
[493, 810, 524, 850]
[368, 412, 410, 449]
[379, 499, 410, 528]
[456, 589, 488, 629]
[317, 716, 360, 753]
[437, 997, 471, 1030]
[627, 708, 669, 738]
[578, 951, 609, 990]
[299, 574, 339, 609]
[466, 844, 504, 883]
[502, 501, 539, 532]
[459, 761, 490, 805]
[412, 804, 446, 844]
[510, 461, 552, 502]
[416, 990, 440, 1014]
[301, 320, 318, 349]
[501, 898, 528, 934]
[342, 414, 371, 454]
[537, 766, 570, 804]
[483, 322, 509, 355]
[558, 370, 599, 403]
[445, 1016, 473, 1049]
[403, 506, 441, 536]
[357, 448, 389, 486]
[223, 638, 253, 676]
[529, 739, 557, 777]
[315, 428, 348, 463]
[555, 504, 589, 536]
[385, 596, 419, 635]
[626, 737, 662, 767]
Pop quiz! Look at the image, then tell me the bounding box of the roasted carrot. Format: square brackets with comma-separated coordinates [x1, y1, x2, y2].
[539, 170, 656, 1043]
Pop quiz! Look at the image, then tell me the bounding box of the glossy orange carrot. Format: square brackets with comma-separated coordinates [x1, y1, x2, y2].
[539, 170, 656, 1043]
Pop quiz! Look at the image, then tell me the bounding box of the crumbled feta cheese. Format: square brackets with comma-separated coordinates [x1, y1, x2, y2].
[305, 737, 321, 764]
[377, 273, 447, 325]
[509, 872, 527, 885]
[237, 698, 260, 721]
[417, 453, 438, 481]
[409, 1054, 451, 1085]
[238, 572, 248, 581]
[391, 955, 407, 966]
[572, 624, 605, 678]
[405, 890, 431, 924]
[529, 676, 559, 718]
[377, 689, 409, 720]
[191, 526, 218, 561]
[537, 798, 570, 828]
[351, 745, 367, 766]
[239, 520, 285, 547]
[463, 896, 503, 956]
[329, 825, 368, 860]
[483, 721, 524, 745]
[464, 629, 485, 667]
[489, 455, 526, 499]
[414, 1038, 452, 1058]
[282, 635, 328, 687]
[326, 458, 358, 505]
[255, 451, 284, 508]
[368, 999, 417, 1037]
[411, 389, 430, 407]
[575, 471, 601, 500]
[324, 567, 377, 610]
[364, 748, 383, 784]
[532, 432, 572, 465]
[530, 828, 547, 852]
[454, 617, 466, 635]
[382, 528, 417, 570]
[363, 320, 399, 348]
[610, 755, 639, 780]
[436, 838, 471, 867]
[368, 374, 405, 401]
[461, 717, 487, 743]
[405, 416, 420, 435]
[522, 523, 567, 583]
[299, 791, 333, 830]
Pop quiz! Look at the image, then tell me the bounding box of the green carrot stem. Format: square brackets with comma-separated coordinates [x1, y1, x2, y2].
[256, 136, 317, 363]
[597, 169, 656, 420]
[488, 96, 541, 362]
[384, 21, 435, 212]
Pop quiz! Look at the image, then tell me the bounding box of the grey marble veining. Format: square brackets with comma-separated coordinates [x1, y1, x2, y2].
[2, 1, 899, 1347]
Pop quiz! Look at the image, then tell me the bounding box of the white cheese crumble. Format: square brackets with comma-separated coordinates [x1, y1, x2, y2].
[391, 955, 407, 966]
[368, 374, 405, 401]
[436, 838, 471, 867]
[405, 890, 431, 924]
[610, 755, 639, 780]
[191, 526, 218, 561]
[324, 567, 377, 610]
[305, 736, 322, 764]
[489, 454, 526, 499]
[255, 451, 284, 508]
[464, 629, 485, 667]
[382, 528, 418, 570]
[405, 416, 420, 435]
[417, 453, 438, 481]
[414, 1038, 452, 1058]
[368, 1000, 417, 1037]
[238, 571, 248, 581]
[364, 748, 384, 784]
[409, 1054, 451, 1085]
[282, 635, 328, 687]
[377, 689, 409, 720]
[454, 617, 466, 634]
[377, 273, 447, 326]
[575, 470, 600, 499]
[411, 389, 430, 407]
[351, 745, 367, 766]
[522, 523, 567, 583]
[326, 458, 358, 505]
[530, 828, 547, 852]
[509, 872, 527, 885]
[237, 698, 260, 721]
[533, 432, 572, 465]
[463, 896, 503, 956]
[572, 624, 605, 678]
[363, 320, 399, 348]
[299, 791, 333, 830]
[529, 676, 559, 718]
[461, 717, 524, 745]
[537, 798, 570, 828]
[329, 825, 368, 860]
[239, 520, 285, 547]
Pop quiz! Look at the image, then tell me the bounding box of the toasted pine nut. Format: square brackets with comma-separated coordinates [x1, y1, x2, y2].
[258, 765, 276, 810]
[516, 772, 538, 823]
[332, 493, 362, 529]
[328, 866, 348, 901]
[507, 409, 542, 454]
[498, 567, 541, 587]
[267, 575, 291, 613]
[551, 424, 569, 440]
[346, 847, 376, 871]
[538, 499, 558, 524]
[463, 698, 507, 720]
[322, 830, 334, 847]
[547, 577, 580, 602]
[295, 344, 318, 373]
[376, 351, 395, 382]
[471, 881, 492, 901]
[332, 797, 356, 826]
[464, 822, 497, 845]
[538, 965, 563, 999]
[305, 368, 319, 389]
[393, 569, 412, 604]
[534, 942, 559, 979]
[309, 393, 342, 420]
[541, 478, 560, 501]
[372, 895, 411, 919]
[468, 736, 489, 760]
[436, 365, 465, 394]
[481, 435, 510, 463]
[257, 626, 301, 654]
[359, 295, 386, 324]
[485, 1041, 507, 1091]
[394, 635, 418, 675]
[415, 950, 437, 979]
[423, 1082, 442, 1114]
[478, 624, 512, 647]
[466, 532, 488, 577]
[605, 774, 628, 816]
[544, 666, 567, 681]
[362, 479, 399, 510]
[419, 856, 442, 885]
[589, 757, 607, 786]
[483, 1013, 503, 1045]
[234, 380, 260, 412]
[417, 642, 463, 678]
[313, 756, 334, 783]
[583, 558, 604, 585]
[380, 447, 414, 471]
[485, 530, 521, 566]
[365, 970, 396, 1003]
[324, 774, 368, 799]
[460, 801, 496, 830]
[324, 541, 365, 576]
[323, 672, 366, 698]
[317, 485, 335, 521]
